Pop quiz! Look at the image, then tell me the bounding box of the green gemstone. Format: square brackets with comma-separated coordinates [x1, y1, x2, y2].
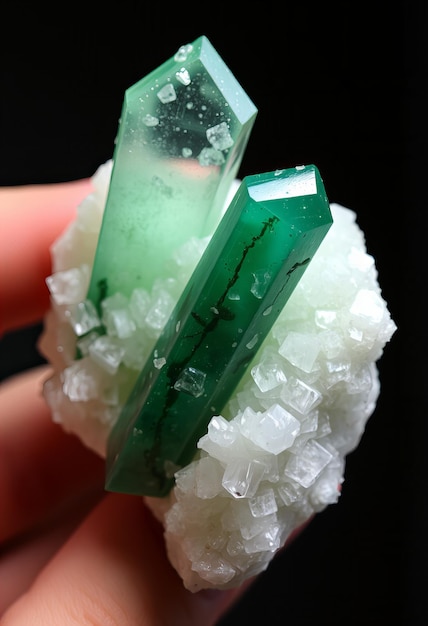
[87, 36, 257, 311]
[105, 165, 333, 497]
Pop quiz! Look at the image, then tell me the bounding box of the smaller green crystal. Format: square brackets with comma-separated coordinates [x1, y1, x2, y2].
[105, 165, 333, 497]
[86, 36, 257, 312]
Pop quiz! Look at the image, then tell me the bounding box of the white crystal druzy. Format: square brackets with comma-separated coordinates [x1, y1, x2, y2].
[39, 161, 396, 592]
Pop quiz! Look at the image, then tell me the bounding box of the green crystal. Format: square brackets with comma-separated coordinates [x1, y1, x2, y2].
[87, 36, 257, 311]
[105, 165, 333, 497]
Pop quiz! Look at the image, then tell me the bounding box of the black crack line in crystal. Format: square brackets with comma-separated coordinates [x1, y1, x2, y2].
[170, 216, 278, 373]
[216, 216, 279, 310]
[145, 216, 278, 488]
[229, 259, 310, 375]
[187, 216, 279, 339]
[229, 257, 311, 373]
[96, 278, 108, 312]
[264, 257, 311, 311]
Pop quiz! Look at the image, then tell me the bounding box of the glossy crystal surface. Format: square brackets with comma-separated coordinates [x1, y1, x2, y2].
[87, 36, 257, 311]
[105, 165, 333, 497]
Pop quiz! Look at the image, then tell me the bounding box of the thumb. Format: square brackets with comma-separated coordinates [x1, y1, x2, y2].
[1, 492, 247, 626]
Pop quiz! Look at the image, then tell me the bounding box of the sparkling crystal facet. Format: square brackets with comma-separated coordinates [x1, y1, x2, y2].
[86, 36, 257, 311]
[105, 165, 333, 497]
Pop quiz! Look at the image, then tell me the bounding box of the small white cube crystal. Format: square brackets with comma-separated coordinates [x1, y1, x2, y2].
[129, 288, 151, 327]
[194, 456, 224, 499]
[279, 331, 321, 373]
[206, 122, 234, 150]
[350, 288, 385, 327]
[240, 509, 278, 541]
[248, 488, 278, 517]
[251, 358, 287, 392]
[145, 290, 175, 330]
[244, 524, 281, 554]
[174, 461, 198, 495]
[89, 335, 125, 375]
[62, 358, 100, 402]
[207, 414, 237, 446]
[284, 439, 333, 488]
[198, 415, 239, 462]
[77, 194, 104, 233]
[46, 265, 89, 305]
[67, 299, 101, 336]
[222, 458, 266, 499]
[191, 556, 236, 586]
[277, 481, 303, 506]
[101, 294, 136, 338]
[241, 404, 301, 455]
[280, 377, 322, 415]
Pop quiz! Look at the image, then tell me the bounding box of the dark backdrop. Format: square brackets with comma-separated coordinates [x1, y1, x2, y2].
[0, 3, 424, 624]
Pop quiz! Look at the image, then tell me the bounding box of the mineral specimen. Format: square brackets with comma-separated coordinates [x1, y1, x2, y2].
[39, 161, 396, 590]
[38, 34, 397, 593]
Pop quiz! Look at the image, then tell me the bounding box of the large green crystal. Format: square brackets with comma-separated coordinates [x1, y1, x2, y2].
[87, 36, 257, 311]
[105, 165, 333, 497]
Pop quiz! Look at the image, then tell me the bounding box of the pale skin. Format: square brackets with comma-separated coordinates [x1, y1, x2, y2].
[0, 181, 308, 624]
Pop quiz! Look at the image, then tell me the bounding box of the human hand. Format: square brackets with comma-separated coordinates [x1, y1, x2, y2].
[0, 181, 248, 624]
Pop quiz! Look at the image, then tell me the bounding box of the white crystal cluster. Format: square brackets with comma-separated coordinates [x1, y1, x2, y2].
[39, 161, 396, 592]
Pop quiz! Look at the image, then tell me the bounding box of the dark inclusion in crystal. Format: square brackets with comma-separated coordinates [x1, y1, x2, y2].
[105, 165, 333, 497]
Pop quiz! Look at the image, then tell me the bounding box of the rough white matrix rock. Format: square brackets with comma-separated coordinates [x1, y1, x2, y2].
[39, 160, 397, 591]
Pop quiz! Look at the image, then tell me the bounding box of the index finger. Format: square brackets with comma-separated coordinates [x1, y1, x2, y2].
[0, 179, 92, 335]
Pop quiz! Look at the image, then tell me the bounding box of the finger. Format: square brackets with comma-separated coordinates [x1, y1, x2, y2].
[0, 179, 92, 334]
[0, 366, 104, 543]
[2, 493, 249, 626]
[0, 488, 103, 616]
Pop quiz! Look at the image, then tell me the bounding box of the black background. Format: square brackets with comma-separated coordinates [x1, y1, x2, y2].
[0, 2, 424, 624]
